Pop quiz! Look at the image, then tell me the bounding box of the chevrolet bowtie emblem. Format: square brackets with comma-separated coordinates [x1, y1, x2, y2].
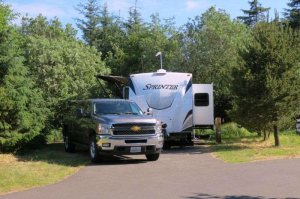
[131, 126, 141, 132]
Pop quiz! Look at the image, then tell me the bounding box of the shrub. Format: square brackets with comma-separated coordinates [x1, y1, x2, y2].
[221, 122, 253, 138]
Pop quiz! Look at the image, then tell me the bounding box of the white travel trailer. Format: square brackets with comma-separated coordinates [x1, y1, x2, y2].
[98, 69, 214, 147]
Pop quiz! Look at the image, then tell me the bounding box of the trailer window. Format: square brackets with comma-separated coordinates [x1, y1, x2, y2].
[194, 93, 209, 106]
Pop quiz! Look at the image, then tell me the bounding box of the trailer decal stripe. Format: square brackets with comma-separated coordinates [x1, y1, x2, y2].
[129, 79, 136, 95]
[185, 79, 192, 94]
[183, 109, 193, 125]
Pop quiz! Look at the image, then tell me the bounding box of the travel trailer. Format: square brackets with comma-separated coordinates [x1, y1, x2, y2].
[98, 69, 214, 147]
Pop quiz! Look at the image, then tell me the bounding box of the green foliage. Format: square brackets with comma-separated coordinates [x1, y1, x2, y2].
[45, 129, 63, 144]
[0, 3, 47, 152]
[220, 123, 253, 138]
[22, 15, 110, 129]
[238, 0, 270, 26]
[76, 0, 101, 46]
[1, 10, 110, 152]
[181, 7, 249, 118]
[2, 0, 300, 152]
[284, 0, 300, 29]
[230, 21, 300, 132]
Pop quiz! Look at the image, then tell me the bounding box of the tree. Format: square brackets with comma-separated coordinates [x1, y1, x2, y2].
[127, 0, 143, 27]
[76, 0, 101, 46]
[238, 0, 270, 26]
[0, 3, 47, 151]
[95, 3, 125, 61]
[230, 22, 300, 145]
[21, 15, 110, 131]
[284, 0, 300, 29]
[180, 7, 249, 120]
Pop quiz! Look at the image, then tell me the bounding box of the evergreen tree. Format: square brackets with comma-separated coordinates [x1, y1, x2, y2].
[284, 0, 300, 29]
[76, 0, 101, 46]
[181, 7, 248, 120]
[95, 3, 125, 61]
[230, 22, 300, 144]
[238, 0, 270, 26]
[127, 0, 143, 28]
[0, 3, 47, 151]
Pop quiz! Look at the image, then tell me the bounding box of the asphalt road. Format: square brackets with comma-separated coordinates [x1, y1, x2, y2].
[1, 145, 300, 199]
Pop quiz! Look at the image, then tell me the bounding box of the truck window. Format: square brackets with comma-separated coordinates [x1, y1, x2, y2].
[94, 101, 143, 115]
[194, 93, 209, 106]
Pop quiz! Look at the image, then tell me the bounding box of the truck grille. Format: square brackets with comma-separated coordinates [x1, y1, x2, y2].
[112, 123, 156, 136]
[113, 130, 155, 135]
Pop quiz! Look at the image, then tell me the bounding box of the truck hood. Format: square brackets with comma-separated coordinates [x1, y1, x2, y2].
[94, 114, 157, 125]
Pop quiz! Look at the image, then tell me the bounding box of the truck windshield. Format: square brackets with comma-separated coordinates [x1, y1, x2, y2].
[93, 101, 143, 115]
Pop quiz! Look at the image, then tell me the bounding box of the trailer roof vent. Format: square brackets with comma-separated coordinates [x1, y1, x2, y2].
[156, 69, 166, 74]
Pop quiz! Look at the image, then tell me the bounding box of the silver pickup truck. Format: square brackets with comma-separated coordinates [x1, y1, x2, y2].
[63, 99, 164, 162]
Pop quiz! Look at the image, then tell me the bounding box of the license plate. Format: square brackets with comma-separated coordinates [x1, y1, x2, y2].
[130, 146, 141, 153]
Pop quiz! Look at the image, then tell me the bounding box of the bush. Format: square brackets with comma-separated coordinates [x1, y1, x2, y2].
[194, 122, 254, 140]
[0, 128, 44, 152]
[45, 129, 63, 144]
[221, 123, 253, 138]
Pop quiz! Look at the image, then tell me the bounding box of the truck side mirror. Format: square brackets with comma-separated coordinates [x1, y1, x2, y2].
[146, 108, 153, 115]
[76, 108, 84, 118]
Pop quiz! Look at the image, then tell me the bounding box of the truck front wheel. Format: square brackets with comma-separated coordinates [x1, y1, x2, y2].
[146, 153, 160, 161]
[89, 137, 101, 163]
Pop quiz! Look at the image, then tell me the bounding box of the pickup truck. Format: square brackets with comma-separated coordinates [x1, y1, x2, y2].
[62, 99, 164, 162]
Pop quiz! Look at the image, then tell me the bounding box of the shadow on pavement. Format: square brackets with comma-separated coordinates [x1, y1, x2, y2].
[13, 141, 249, 166]
[88, 154, 148, 166]
[162, 144, 212, 155]
[184, 193, 300, 199]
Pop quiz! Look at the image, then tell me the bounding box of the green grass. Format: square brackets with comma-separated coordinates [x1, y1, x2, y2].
[0, 143, 89, 195]
[212, 132, 300, 163]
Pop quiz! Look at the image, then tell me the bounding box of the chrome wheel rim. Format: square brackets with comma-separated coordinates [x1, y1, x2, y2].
[90, 141, 95, 158]
[64, 136, 69, 149]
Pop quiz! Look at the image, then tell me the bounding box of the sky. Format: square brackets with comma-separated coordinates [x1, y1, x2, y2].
[5, 0, 289, 28]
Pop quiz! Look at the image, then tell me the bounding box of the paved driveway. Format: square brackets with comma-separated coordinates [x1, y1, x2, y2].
[1, 146, 300, 199]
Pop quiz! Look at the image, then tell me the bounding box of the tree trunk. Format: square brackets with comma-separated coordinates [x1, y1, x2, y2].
[263, 131, 267, 141]
[215, 117, 222, 144]
[273, 124, 280, 147]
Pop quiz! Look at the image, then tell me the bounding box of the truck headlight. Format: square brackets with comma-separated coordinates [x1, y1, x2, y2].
[155, 121, 162, 133]
[96, 123, 112, 135]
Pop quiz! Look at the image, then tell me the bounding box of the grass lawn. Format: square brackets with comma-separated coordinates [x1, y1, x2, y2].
[212, 132, 300, 163]
[0, 143, 89, 195]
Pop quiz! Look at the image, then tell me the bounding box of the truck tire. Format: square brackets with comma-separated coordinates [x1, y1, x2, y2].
[163, 141, 171, 150]
[64, 134, 75, 153]
[89, 137, 101, 163]
[146, 153, 160, 161]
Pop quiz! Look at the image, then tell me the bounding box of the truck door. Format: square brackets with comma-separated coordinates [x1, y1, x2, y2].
[192, 84, 214, 129]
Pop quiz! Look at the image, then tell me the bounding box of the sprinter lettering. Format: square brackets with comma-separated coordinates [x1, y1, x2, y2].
[143, 84, 179, 90]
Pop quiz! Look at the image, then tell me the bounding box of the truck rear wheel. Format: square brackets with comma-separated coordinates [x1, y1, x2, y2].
[89, 137, 101, 163]
[64, 134, 75, 152]
[146, 153, 160, 161]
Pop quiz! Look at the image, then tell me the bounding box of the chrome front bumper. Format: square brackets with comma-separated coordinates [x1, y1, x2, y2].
[96, 134, 164, 155]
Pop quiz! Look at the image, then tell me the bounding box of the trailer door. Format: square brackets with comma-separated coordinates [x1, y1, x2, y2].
[192, 84, 214, 128]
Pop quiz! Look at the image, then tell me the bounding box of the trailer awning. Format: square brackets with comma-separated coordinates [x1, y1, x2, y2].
[96, 75, 129, 86]
[96, 75, 129, 98]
